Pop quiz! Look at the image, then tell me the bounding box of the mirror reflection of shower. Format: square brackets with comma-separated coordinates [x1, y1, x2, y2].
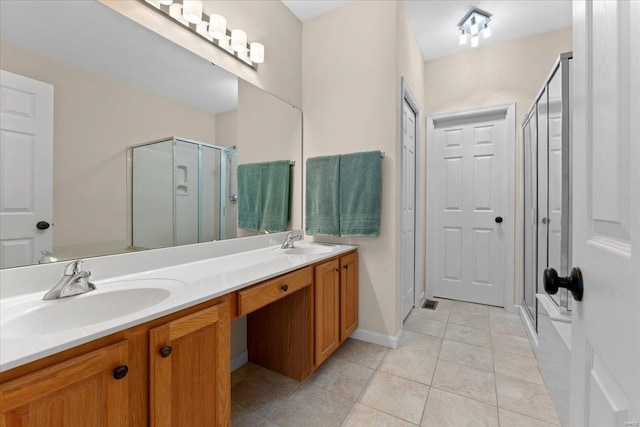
[131, 137, 238, 250]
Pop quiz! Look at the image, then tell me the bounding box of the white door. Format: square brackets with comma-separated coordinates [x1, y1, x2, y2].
[569, 1, 640, 424]
[401, 100, 416, 320]
[0, 70, 53, 268]
[427, 104, 515, 307]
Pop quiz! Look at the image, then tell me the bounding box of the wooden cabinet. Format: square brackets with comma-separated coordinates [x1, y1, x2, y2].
[314, 259, 341, 366]
[0, 341, 129, 427]
[149, 302, 230, 427]
[340, 252, 359, 342]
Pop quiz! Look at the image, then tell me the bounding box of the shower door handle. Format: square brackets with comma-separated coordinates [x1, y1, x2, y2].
[543, 267, 584, 301]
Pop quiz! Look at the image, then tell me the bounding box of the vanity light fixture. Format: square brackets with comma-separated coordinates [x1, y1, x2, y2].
[458, 8, 492, 48]
[140, 0, 264, 69]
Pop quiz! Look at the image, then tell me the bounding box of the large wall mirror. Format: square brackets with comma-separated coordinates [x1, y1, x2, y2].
[0, 1, 302, 269]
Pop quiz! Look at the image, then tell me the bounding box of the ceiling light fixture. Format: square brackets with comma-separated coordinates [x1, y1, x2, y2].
[140, 0, 264, 69]
[457, 8, 492, 48]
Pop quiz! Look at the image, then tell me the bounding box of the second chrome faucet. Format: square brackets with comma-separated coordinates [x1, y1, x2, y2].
[43, 259, 96, 300]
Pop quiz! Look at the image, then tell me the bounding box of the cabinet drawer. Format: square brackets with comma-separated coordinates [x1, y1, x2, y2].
[238, 266, 313, 316]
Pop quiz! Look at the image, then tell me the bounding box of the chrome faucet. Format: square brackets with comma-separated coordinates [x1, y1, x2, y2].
[281, 230, 303, 249]
[43, 260, 96, 300]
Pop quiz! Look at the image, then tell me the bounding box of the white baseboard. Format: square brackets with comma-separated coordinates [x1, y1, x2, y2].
[350, 328, 400, 349]
[230, 351, 248, 372]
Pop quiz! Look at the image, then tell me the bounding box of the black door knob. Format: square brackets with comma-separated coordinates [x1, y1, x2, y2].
[544, 267, 584, 301]
[159, 345, 173, 358]
[495, 216, 503, 224]
[113, 365, 129, 380]
[36, 221, 50, 230]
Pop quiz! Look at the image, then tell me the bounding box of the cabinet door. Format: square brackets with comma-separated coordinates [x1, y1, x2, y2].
[314, 259, 340, 366]
[340, 252, 359, 342]
[149, 301, 230, 427]
[0, 341, 129, 427]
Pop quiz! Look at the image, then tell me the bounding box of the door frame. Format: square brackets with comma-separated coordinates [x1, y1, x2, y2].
[400, 78, 424, 319]
[426, 103, 516, 311]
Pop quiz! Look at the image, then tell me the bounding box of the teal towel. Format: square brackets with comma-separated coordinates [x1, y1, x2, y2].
[260, 160, 291, 232]
[237, 163, 261, 231]
[339, 151, 381, 236]
[305, 155, 340, 236]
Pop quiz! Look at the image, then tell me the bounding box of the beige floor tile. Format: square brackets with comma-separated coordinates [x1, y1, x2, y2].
[359, 371, 430, 424]
[451, 300, 490, 315]
[378, 349, 438, 385]
[232, 403, 267, 427]
[490, 317, 527, 338]
[404, 314, 447, 338]
[341, 403, 415, 427]
[397, 330, 443, 358]
[410, 307, 451, 322]
[488, 307, 520, 321]
[438, 340, 493, 372]
[495, 375, 560, 425]
[231, 362, 261, 388]
[308, 356, 374, 400]
[432, 360, 496, 404]
[498, 408, 560, 426]
[491, 332, 535, 358]
[493, 351, 544, 384]
[232, 368, 300, 418]
[333, 338, 389, 369]
[448, 310, 490, 330]
[421, 388, 499, 427]
[269, 384, 352, 427]
[444, 323, 492, 348]
[432, 298, 454, 310]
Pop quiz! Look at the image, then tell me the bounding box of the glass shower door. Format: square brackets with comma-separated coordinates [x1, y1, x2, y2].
[522, 111, 538, 326]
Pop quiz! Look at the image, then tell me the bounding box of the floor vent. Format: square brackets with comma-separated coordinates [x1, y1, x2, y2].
[421, 299, 438, 310]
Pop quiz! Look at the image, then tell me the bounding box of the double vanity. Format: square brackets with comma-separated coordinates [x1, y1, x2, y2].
[0, 237, 359, 426]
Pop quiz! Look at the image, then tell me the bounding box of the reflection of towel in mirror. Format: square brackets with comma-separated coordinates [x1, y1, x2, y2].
[237, 163, 261, 231]
[339, 151, 381, 236]
[305, 155, 340, 236]
[261, 160, 291, 232]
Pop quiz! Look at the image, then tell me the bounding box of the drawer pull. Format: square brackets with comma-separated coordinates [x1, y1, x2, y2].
[159, 345, 173, 358]
[113, 365, 129, 380]
[281, 284, 289, 292]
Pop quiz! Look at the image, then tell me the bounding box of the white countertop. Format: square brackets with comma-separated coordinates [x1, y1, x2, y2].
[0, 242, 356, 372]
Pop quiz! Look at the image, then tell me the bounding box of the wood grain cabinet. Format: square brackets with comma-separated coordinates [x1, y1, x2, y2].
[0, 341, 130, 427]
[339, 252, 359, 342]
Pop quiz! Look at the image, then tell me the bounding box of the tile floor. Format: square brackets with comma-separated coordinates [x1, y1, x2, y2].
[231, 298, 561, 426]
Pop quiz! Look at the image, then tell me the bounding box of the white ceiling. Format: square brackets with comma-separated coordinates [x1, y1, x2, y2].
[0, 1, 238, 114]
[282, 0, 572, 61]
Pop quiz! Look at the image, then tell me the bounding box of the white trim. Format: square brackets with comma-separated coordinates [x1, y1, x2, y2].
[426, 103, 516, 310]
[230, 350, 248, 372]
[350, 328, 400, 349]
[519, 303, 539, 352]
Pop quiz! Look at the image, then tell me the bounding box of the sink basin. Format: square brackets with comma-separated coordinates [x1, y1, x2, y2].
[283, 242, 336, 255]
[1, 279, 184, 337]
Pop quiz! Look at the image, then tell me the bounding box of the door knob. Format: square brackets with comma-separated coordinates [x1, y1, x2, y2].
[36, 221, 50, 230]
[494, 216, 503, 224]
[543, 267, 584, 301]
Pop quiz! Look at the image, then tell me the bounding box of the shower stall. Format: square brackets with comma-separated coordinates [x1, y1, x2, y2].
[521, 52, 573, 330]
[131, 137, 238, 250]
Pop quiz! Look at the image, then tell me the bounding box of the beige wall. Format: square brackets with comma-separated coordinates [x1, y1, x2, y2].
[1, 42, 218, 255]
[423, 28, 572, 304]
[215, 109, 238, 149]
[101, 0, 302, 108]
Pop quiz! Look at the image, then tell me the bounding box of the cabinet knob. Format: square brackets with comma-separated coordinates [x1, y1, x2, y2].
[343, 264, 349, 270]
[281, 284, 289, 292]
[159, 345, 173, 358]
[113, 365, 129, 380]
[335, 268, 340, 272]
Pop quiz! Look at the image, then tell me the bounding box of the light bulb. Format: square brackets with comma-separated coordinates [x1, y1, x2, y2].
[471, 34, 479, 47]
[209, 14, 227, 40]
[459, 31, 467, 45]
[218, 35, 232, 51]
[231, 29, 248, 53]
[249, 42, 265, 64]
[196, 21, 209, 37]
[470, 16, 479, 35]
[482, 23, 492, 39]
[169, 3, 188, 25]
[182, 0, 202, 24]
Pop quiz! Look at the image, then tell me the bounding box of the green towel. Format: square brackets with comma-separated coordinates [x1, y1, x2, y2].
[237, 163, 261, 231]
[339, 151, 381, 236]
[260, 160, 291, 232]
[305, 155, 340, 236]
